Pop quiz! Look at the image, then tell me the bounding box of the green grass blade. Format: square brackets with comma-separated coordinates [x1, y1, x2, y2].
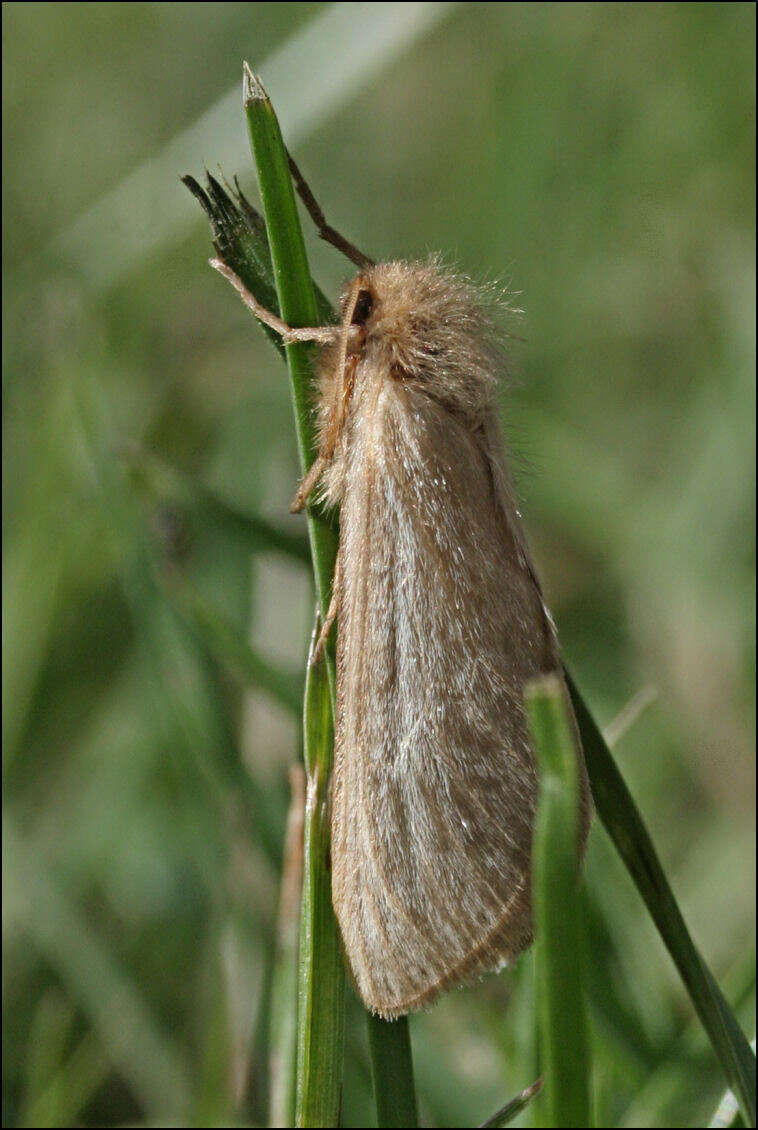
[710, 1044, 755, 1129]
[527, 674, 592, 1129]
[269, 767, 306, 1128]
[618, 947, 754, 1127]
[366, 1013, 419, 1128]
[241, 69, 347, 1126]
[296, 634, 345, 1127]
[242, 64, 339, 649]
[566, 669, 757, 1127]
[478, 1077, 543, 1128]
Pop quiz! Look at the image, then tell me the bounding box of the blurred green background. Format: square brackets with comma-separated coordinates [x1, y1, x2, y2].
[2, 3, 755, 1127]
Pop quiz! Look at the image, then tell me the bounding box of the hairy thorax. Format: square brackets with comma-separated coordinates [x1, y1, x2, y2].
[316, 259, 506, 508]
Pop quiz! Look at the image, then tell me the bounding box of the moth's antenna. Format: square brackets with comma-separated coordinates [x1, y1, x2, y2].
[286, 150, 375, 270]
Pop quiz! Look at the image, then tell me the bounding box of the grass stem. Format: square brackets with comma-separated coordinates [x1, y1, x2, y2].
[527, 674, 592, 1128]
[567, 669, 756, 1127]
[242, 66, 346, 1127]
[366, 1013, 419, 1128]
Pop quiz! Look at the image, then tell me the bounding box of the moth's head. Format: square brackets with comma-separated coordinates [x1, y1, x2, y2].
[341, 259, 507, 421]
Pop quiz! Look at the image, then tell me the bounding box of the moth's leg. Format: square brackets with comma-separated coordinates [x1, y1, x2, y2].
[290, 339, 360, 515]
[290, 359, 358, 514]
[310, 555, 342, 666]
[290, 282, 363, 514]
[286, 152, 375, 270]
[210, 259, 337, 344]
[289, 453, 327, 514]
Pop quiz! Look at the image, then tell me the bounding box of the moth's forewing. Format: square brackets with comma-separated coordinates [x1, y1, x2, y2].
[324, 263, 591, 1019]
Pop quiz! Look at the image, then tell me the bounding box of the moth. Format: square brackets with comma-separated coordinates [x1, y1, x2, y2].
[211, 157, 592, 1019]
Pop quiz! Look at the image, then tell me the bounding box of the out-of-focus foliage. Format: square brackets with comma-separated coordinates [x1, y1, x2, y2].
[2, 4, 754, 1127]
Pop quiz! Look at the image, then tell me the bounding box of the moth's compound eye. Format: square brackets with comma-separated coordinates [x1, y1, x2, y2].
[351, 289, 374, 326]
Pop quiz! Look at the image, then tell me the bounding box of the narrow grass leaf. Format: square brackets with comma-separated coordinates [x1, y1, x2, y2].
[711, 1041, 755, 1130]
[710, 1037, 754, 1129]
[295, 632, 345, 1127]
[479, 1077, 543, 1128]
[566, 670, 757, 1127]
[242, 68, 346, 1129]
[366, 1013, 419, 1128]
[617, 948, 755, 1128]
[242, 67, 339, 644]
[269, 767, 307, 1127]
[528, 674, 592, 1129]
